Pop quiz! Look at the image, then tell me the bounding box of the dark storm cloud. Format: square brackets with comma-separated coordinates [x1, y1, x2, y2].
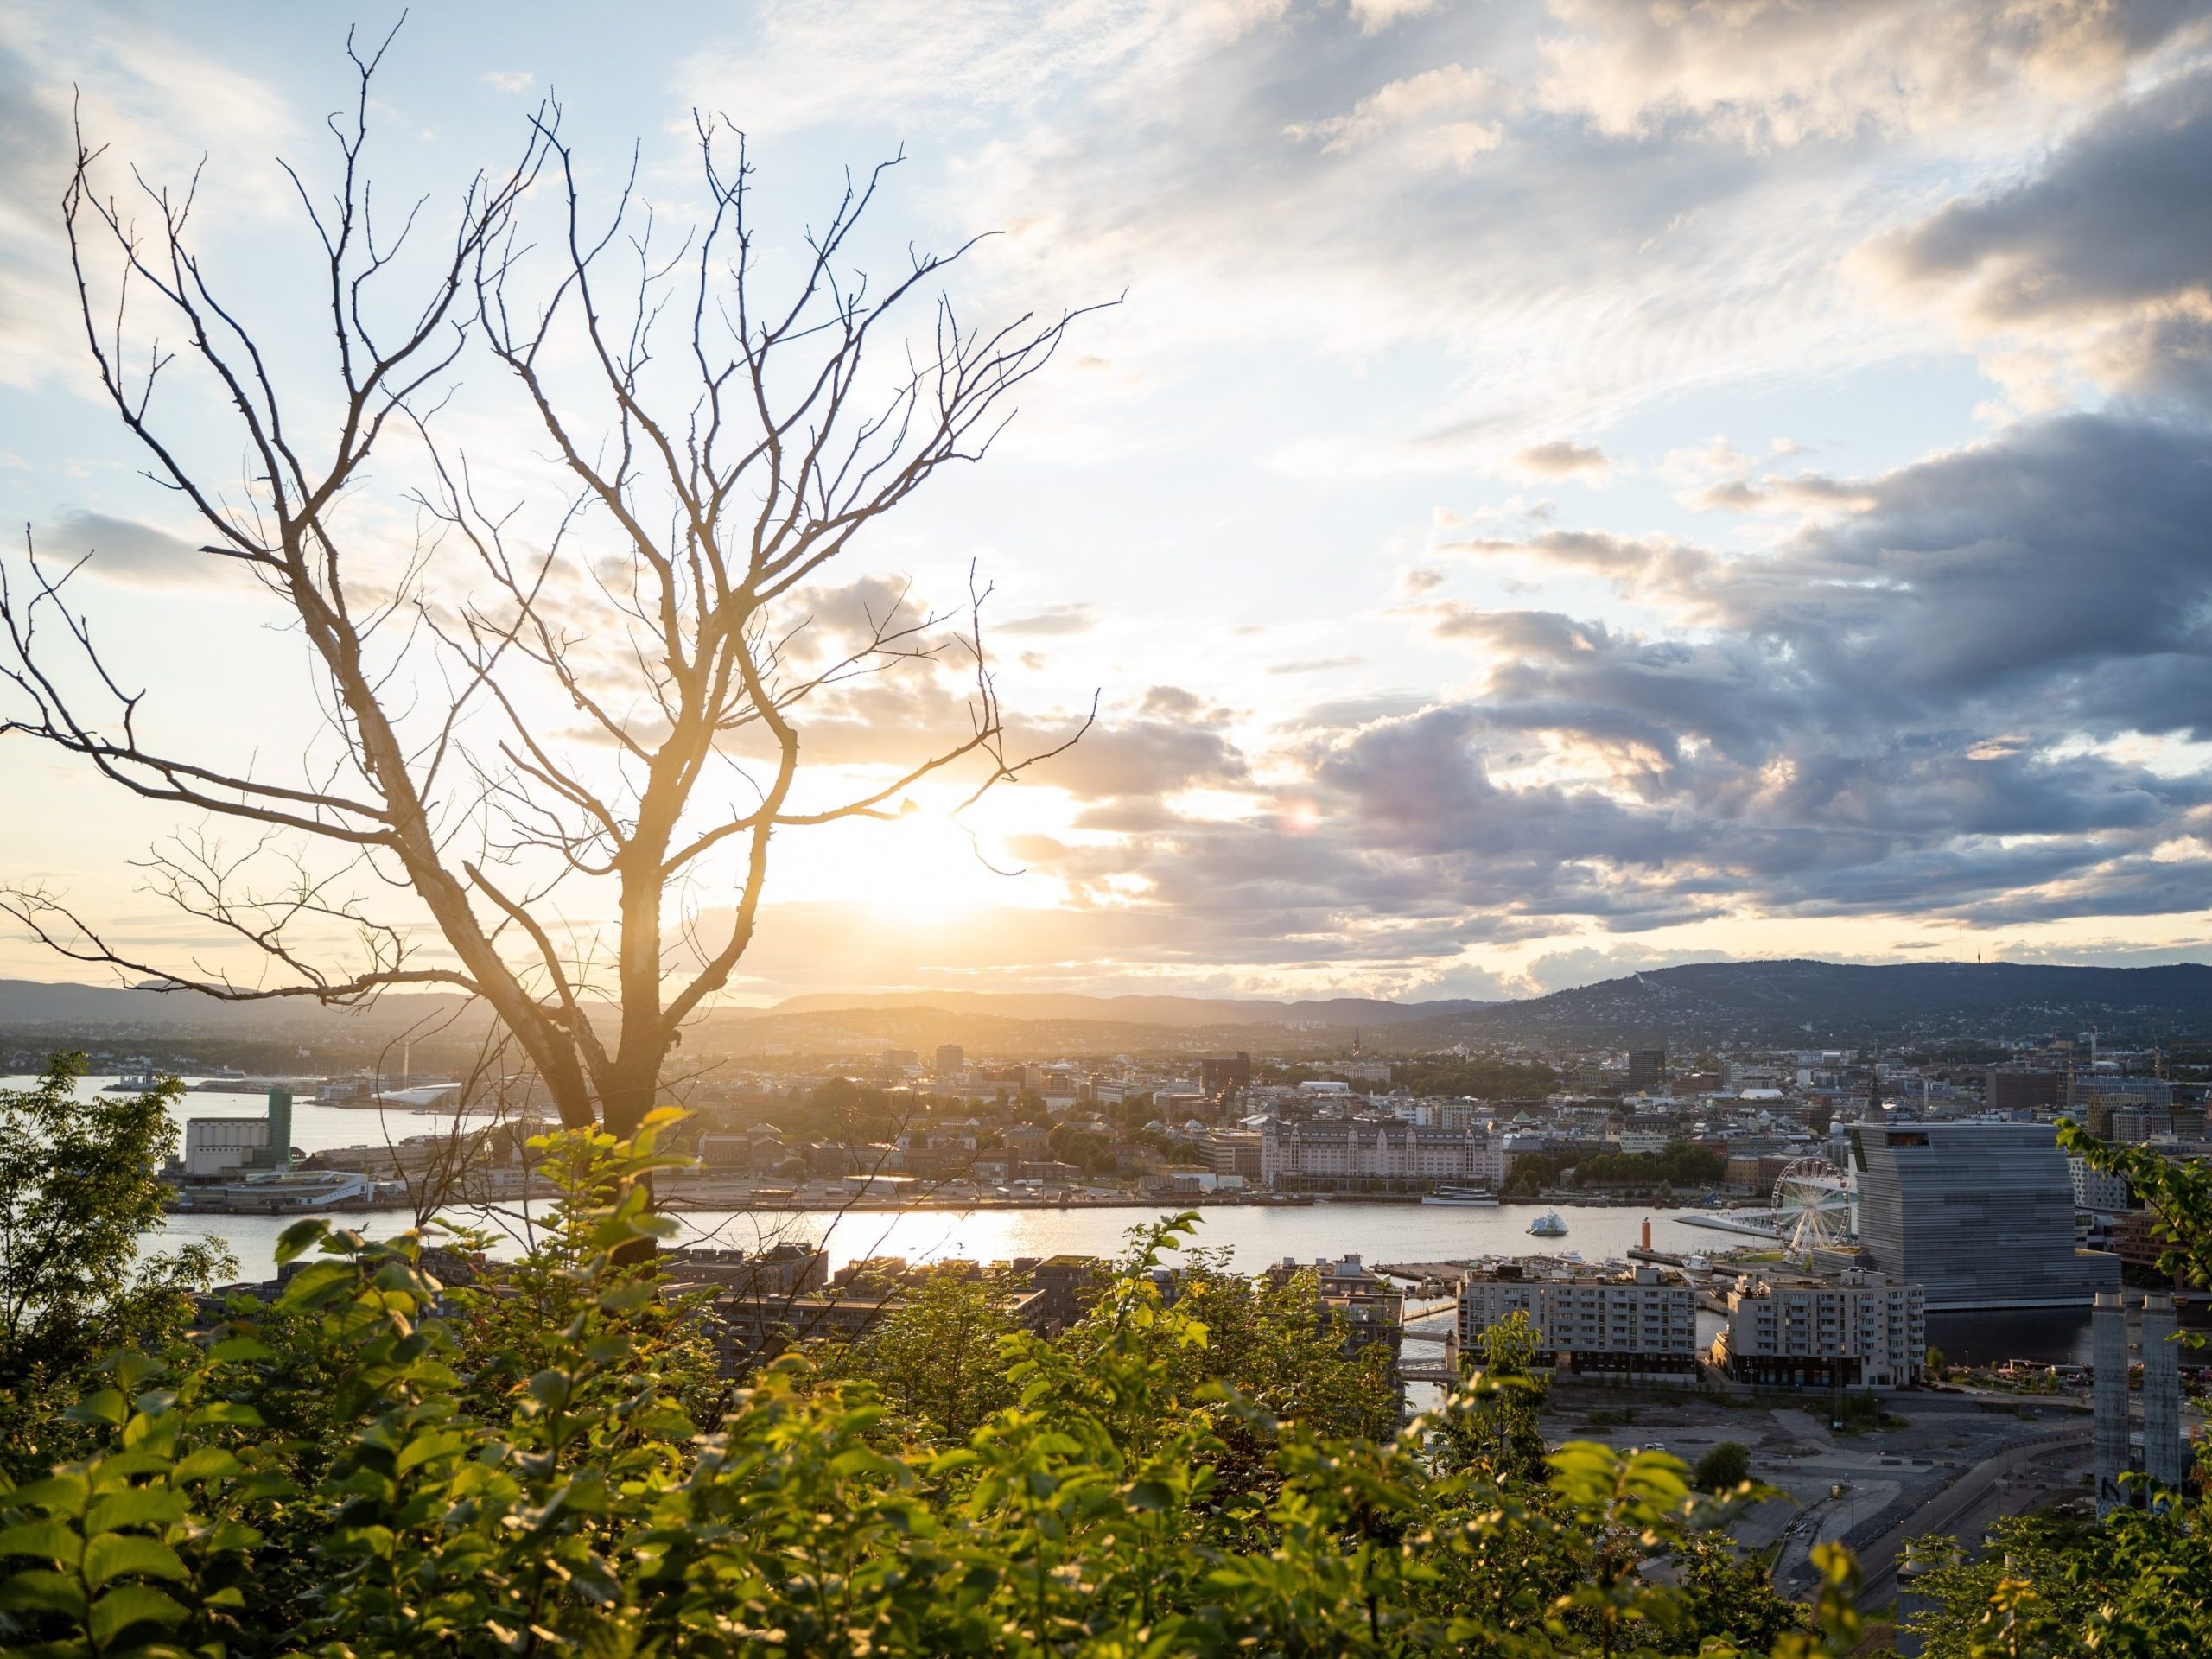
[1873, 64, 2212, 404]
[1881, 67, 2212, 324]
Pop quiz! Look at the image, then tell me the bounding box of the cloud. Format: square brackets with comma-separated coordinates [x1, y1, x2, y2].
[1509, 439, 1610, 480]
[1346, 0, 1440, 32]
[1870, 63, 2212, 406]
[1536, 0, 2207, 147]
[971, 409, 2212, 974]
[1368, 410, 2212, 923]
[1268, 655, 1363, 675]
[481, 69, 534, 92]
[1023, 715, 1251, 799]
[997, 601, 1101, 636]
[1285, 63, 1501, 168]
[30, 511, 215, 589]
[1683, 471, 1877, 514]
[0, 6, 300, 389]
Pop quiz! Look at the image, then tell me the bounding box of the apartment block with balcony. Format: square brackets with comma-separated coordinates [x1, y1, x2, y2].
[1712, 1269, 1925, 1389]
[1458, 1262, 1698, 1382]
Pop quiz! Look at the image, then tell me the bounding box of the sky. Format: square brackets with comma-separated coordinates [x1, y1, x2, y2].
[2, 0, 2211, 1007]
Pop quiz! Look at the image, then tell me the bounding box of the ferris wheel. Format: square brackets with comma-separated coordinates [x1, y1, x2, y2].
[1770, 1157, 1853, 1255]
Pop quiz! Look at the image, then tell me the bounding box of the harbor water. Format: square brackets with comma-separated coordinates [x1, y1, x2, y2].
[25, 1075, 2103, 1363]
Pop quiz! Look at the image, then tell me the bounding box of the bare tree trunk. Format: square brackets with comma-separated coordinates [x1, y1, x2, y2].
[1, 26, 1099, 1134]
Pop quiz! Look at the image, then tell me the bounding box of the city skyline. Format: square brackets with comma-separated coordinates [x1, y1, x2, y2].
[3, 2, 2211, 1007]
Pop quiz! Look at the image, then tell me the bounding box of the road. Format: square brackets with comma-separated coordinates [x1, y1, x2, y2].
[1847, 1424, 2090, 1611]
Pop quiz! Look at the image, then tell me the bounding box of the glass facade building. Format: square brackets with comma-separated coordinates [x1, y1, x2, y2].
[1849, 1121, 2119, 1311]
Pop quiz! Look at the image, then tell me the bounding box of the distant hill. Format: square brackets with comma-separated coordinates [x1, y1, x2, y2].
[0, 958, 2204, 1058]
[0, 979, 481, 1040]
[1404, 959, 2212, 1049]
[762, 990, 1491, 1028]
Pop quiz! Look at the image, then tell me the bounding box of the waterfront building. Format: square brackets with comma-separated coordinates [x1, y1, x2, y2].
[665, 1243, 829, 1297]
[1850, 1120, 2119, 1311]
[183, 1116, 274, 1179]
[2110, 1108, 2173, 1143]
[1260, 1116, 1506, 1192]
[1458, 1261, 1698, 1382]
[1267, 1255, 1405, 1360]
[180, 1086, 296, 1179]
[168, 1168, 377, 1212]
[1710, 1269, 1925, 1389]
[2067, 1074, 2176, 1135]
[1205, 1129, 1264, 1178]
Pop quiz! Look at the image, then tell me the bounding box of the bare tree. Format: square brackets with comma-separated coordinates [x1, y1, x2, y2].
[1, 29, 1096, 1135]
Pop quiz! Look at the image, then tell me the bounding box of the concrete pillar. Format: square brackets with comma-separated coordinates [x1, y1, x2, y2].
[2141, 1292, 2183, 1495]
[2093, 1290, 2129, 1516]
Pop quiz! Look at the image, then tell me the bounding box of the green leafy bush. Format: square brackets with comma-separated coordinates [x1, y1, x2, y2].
[22, 1103, 2190, 1656]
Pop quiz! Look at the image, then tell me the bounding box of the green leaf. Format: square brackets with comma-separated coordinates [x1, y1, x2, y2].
[0, 1518, 83, 1567]
[84, 1532, 188, 1587]
[86, 1488, 188, 1535]
[185, 1402, 264, 1429]
[88, 1581, 188, 1644]
[274, 1217, 329, 1265]
[0, 1567, 88, 1617]
[395, 1431, 467, 1477]
[169, 1447, 241, 1485]
[3, 1474, 89, 1516]
[67, 1389, 128, 1427]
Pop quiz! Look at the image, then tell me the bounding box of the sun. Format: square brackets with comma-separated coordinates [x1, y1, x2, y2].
[776, 805, 1048, 928]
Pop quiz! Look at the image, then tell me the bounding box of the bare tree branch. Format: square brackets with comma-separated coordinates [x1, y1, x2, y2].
[2, 32, 1103, 1140]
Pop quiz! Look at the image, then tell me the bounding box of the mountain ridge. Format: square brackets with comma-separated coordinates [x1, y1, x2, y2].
[0, 958, 2203, 1049]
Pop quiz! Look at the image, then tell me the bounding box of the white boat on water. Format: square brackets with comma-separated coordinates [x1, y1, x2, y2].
[1422, 1186, 1501, 1206]
[1527, 1208, 1569, 1237]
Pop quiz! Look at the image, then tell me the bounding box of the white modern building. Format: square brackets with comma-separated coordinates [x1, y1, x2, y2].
[1711, 1268, 1926, 1390]
[1458, 1261, 1699, 1382]
[2069, 1157, 2133, 1214]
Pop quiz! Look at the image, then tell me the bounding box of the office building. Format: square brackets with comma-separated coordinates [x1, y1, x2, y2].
[1202, 1051, 1254, 1093]
[1627, 1049, 1667, 1091]
[1711, 1269, 1925, 1390]
[2068, 1075, 2174, 1134]
[933, 1044, 964, 1076]
[2111, 1109, 2173, 1144]
[1985, 1069, 2061, 1114]
[1851, 1121, 2118, 1310]
[1458, 1262, 1697, 1382]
